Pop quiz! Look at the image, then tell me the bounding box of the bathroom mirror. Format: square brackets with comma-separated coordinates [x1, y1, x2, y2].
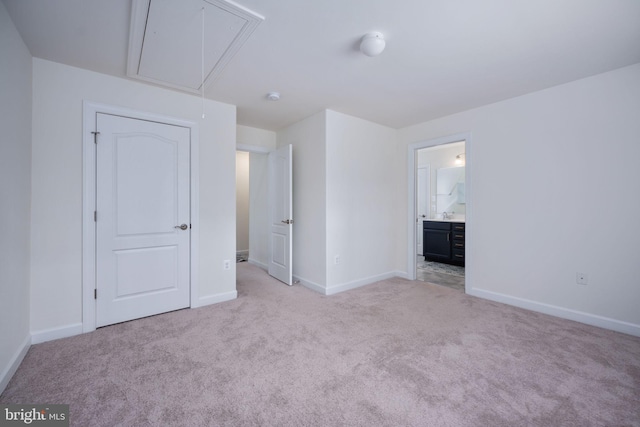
[436, 166, 465, 215]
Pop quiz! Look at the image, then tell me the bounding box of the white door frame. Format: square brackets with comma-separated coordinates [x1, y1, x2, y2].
[82, 101, 200, 332]
[416, 164, 430, 256]
[407, 132, 472, 290]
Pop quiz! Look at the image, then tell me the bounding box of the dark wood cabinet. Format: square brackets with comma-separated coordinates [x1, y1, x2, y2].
[423, 221, 465, 266]
[423, 221, 451, 261]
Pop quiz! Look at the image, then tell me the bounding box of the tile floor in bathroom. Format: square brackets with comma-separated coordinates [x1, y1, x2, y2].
[416, 256, 465, 292]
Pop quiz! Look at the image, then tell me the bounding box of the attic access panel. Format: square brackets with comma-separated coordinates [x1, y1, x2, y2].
[127, 0, 263, 93]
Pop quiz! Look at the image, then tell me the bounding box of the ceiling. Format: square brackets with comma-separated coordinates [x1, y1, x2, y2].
[4, 0, 640, 131]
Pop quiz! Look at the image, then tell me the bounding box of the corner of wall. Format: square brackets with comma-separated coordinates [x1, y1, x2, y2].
[0, 335, 31, 395]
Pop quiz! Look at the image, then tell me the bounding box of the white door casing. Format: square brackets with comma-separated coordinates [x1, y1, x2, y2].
[268, 144, 293, 285]
[95, 113, 191, 327]
[416, 166, 430, 256]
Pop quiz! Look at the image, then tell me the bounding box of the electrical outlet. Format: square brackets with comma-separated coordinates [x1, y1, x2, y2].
[576, 272, 588, 285]
[223, 260, 231, 270]
[334, 255, 341, 265]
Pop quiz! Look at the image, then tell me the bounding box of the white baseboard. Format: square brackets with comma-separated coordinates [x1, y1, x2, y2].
[31, 322, 83, 345]
[195, 290, 238, 308]
[468, 288, 640, 337]
[293, 275, 325, 294]
[0, 334, 31, 395]
[393, 270, 410, 280]
[295, 271, 400, 296]
[325, 271, 398, 296]
[247, 258, 267, 270]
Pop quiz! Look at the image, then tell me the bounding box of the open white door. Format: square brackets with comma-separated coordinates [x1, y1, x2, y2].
[95, 113, 191, 327]
[268, 144, 293, 285]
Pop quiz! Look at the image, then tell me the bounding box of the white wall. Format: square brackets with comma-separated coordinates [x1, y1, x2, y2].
[0, 1, 32, 393]
[276, 110, 401, 293]
[236, 151, 250, 253]
[277, 111, 327, 288]
[399, 63, 640, 334]
[237, 125, 276, 150]
[30, 59, 237, 336]
[325, 110, 400, 291]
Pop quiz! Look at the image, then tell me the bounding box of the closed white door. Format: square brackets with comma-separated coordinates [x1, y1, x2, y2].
[268, 145, 293, 285]
[96, 113, 191, 327]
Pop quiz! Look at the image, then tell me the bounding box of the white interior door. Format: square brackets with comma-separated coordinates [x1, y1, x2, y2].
[96, 113, 191, 327]
[268, 144, 293, 285]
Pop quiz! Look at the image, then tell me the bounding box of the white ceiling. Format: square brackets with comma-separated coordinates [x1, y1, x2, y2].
[4, 0, 640, 131]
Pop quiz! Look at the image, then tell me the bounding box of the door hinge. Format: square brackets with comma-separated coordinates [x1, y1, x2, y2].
[94, 211, 97, 222]
[91, 131, 100, 144]
[94, 289, 97, 299]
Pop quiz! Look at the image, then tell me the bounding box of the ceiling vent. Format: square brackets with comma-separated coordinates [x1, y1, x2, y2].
[127, 0, 264, 93]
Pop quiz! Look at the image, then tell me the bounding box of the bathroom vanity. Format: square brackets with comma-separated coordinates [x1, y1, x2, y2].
[423, 220, 465, 266]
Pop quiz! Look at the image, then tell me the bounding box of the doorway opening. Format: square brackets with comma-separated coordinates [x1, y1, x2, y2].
[235, 144, 293, 286]
[236, 149, 269, 270]
[407, 133, 471, 293]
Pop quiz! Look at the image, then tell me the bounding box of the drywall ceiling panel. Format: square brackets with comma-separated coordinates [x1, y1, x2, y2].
[127, 0, 263, 93]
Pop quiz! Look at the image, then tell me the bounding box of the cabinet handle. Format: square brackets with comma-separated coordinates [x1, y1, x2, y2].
[447, 233, 450, 241]
[454, 254, 464, 258]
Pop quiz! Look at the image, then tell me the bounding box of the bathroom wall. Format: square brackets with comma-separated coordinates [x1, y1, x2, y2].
[417, 142, 466, 219]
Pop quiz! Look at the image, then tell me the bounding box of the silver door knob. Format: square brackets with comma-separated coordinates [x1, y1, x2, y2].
[281, 219, 293, 224]
[175, 224, 188, 230]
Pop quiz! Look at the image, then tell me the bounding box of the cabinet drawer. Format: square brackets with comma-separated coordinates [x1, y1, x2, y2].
[452, 232, 465, 240]
[452, 241, 465, 250]
[452, 249, 465, 261]
[423, 221, 450, 231]
[452, 223, 465, 232]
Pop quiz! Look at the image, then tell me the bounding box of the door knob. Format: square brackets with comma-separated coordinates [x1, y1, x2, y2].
[175, 224, 188, 230]
[281, 219, 293, 224]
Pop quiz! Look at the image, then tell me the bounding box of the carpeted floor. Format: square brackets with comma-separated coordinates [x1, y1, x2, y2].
[2, 263, 639, 426]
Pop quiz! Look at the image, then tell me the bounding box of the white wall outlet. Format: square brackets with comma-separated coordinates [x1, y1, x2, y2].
[576, 272, 588, 285]
[334, 255, 341, 265]
[223, 260, 231, 270]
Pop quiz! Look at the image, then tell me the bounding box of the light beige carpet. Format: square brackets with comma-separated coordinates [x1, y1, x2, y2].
[2, 263, 639, 426]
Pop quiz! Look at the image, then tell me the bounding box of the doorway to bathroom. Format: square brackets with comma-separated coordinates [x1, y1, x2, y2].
[408, 133, 470, 292]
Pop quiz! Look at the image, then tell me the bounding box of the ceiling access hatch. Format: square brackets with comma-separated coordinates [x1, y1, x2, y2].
[127, 0, 264, 93]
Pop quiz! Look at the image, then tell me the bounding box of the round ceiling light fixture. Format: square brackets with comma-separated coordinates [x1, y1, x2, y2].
[360, 32, 386, 57]
[266, 92, 281, 101]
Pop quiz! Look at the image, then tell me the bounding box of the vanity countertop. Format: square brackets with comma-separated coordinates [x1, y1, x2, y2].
[423, 218, 466, 223]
